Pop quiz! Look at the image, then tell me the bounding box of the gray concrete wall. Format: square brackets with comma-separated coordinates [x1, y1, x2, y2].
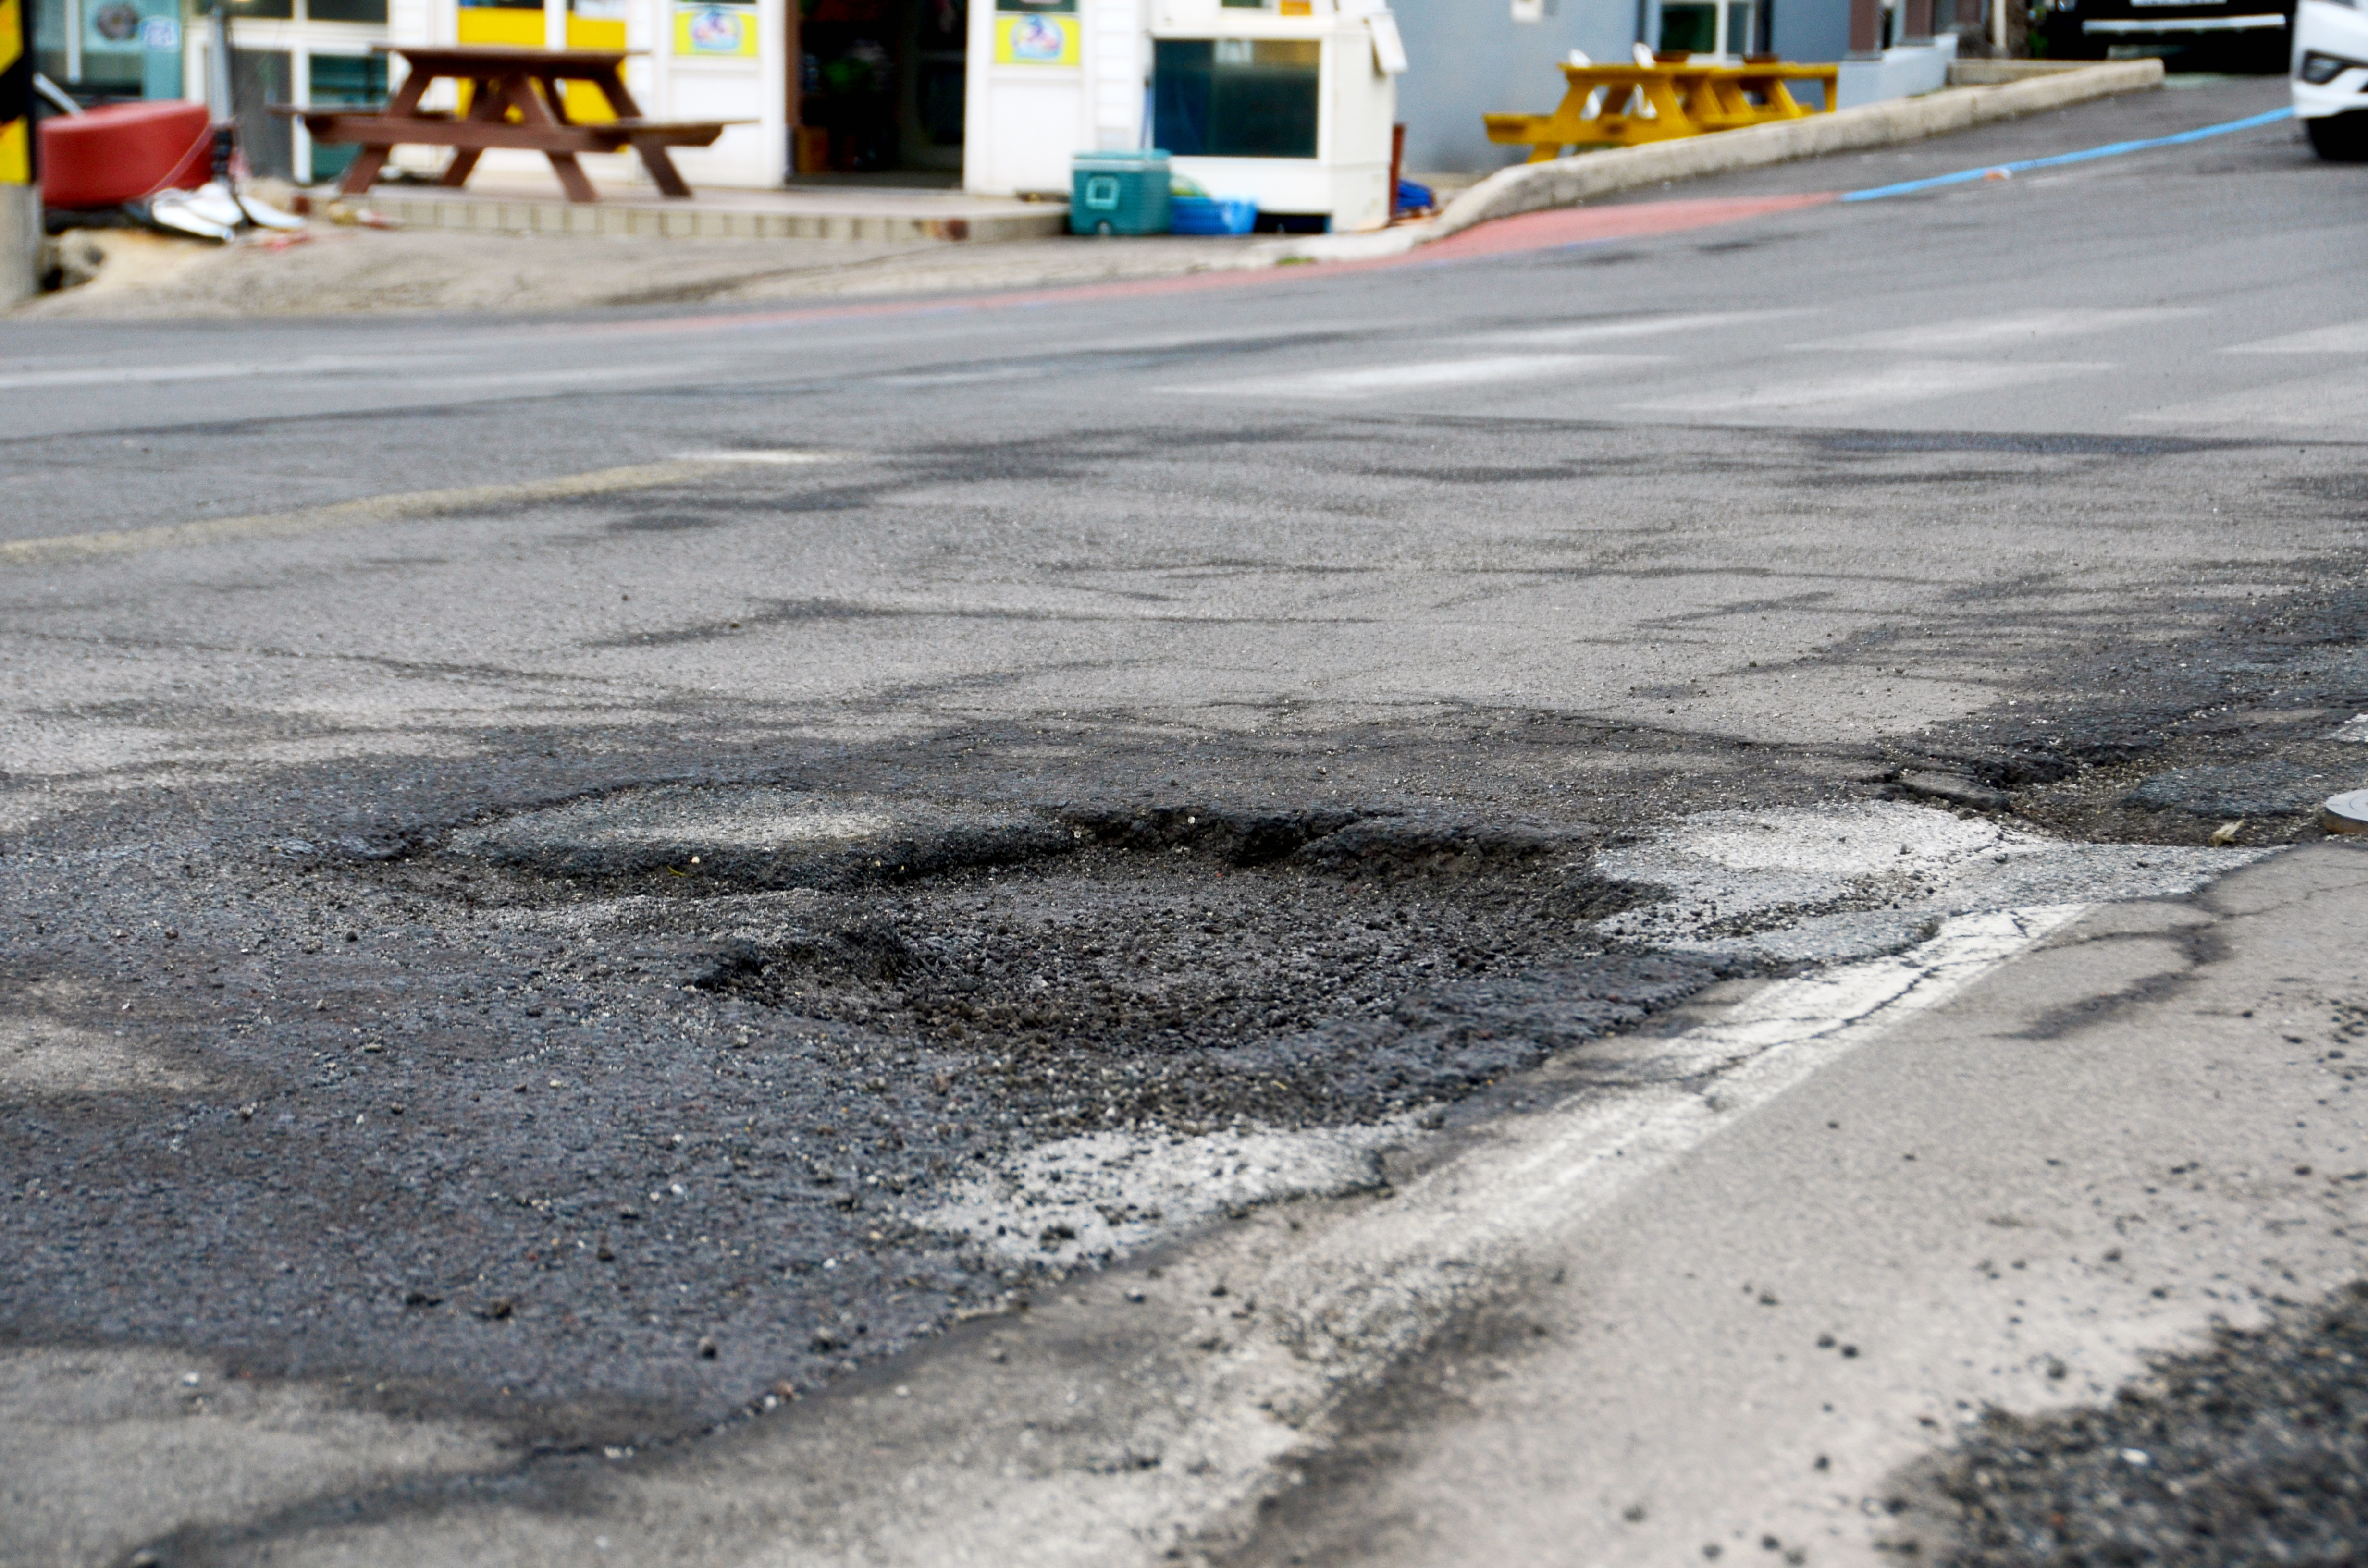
[0, 187, 40, 314]
[1768, 0, 1851, 75]
[1393, 0, 1858, 174]
[1393, 0, 1642, 175]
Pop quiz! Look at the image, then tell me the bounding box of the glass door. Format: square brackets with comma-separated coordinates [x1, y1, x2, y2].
[1656, 0, 1753, 56]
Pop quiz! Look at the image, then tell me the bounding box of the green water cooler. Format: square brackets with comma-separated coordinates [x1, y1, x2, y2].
[1070, 149, 1172, 235]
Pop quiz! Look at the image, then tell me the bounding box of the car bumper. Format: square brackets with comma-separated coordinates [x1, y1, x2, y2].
[2082, 12, 2285, 31]
[2294, 0, 2368, 116]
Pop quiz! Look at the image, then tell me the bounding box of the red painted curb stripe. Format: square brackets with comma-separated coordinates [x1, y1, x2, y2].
[1411, 191, 1836, 260]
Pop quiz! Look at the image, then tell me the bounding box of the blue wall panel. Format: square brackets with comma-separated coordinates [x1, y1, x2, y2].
[1392, 0, 1856, 172]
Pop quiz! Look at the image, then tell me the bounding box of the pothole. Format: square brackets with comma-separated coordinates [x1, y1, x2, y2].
[434, 788, 1703, 1137]
[676, 847, 1704, 1136]
[429, 790, 2280, 1139]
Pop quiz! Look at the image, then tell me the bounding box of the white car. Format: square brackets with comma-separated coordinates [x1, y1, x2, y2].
[2295, 0, 2368, 159]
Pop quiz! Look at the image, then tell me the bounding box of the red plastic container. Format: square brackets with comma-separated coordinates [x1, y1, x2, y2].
[40, 101, 214, 209]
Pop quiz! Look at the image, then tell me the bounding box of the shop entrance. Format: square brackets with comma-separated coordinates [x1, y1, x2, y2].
[790, 0, 964, 177]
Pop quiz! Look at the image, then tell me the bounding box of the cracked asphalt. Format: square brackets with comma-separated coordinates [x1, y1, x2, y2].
[6, 71, 2368, 1566]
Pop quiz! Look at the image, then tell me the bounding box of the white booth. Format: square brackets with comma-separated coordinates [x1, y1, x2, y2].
[964, 0, 1402, 233]
[370, 0, 1398, 224]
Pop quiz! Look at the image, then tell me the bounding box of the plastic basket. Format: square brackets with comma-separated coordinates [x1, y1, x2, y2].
[1169, 196, 1258, 235]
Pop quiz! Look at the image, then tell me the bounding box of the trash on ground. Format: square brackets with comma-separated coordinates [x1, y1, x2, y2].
[37, 99, 212, 210]
[143, 184, 246, 244]
[322, 199, 398, 230]
[2321, 791, 2368, 836]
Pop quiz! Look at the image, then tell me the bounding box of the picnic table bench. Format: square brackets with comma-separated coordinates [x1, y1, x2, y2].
[276, 44, 741, 203]
[1485, 58, 1840, 161]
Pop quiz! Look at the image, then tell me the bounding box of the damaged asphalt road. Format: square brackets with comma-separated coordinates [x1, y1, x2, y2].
[4, 74, 2368, 1567]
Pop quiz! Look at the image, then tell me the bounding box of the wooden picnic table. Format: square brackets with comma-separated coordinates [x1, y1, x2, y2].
[275, 44, 740, 203]
[1485, 58, 1840, 161]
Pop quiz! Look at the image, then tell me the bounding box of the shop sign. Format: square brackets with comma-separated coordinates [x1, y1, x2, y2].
[993, 11, 1077, 64]
[674, 1, 759, 56]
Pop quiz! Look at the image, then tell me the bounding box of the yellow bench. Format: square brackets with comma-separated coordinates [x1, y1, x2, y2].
[1485, 59, 1840, 161]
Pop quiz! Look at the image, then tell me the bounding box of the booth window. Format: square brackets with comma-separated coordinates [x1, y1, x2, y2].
[1657, 0, 1752, 53]
[196, 0, 296, 21]
[1152, 38, 1319, 160]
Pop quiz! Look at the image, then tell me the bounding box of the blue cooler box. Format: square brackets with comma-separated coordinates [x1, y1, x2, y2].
[1071, 151, 1172, 235]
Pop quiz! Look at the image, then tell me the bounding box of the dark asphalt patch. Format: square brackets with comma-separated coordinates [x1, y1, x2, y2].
[455, 787, 1665, 1133]
[0, 727, 1728, 1447]
[1895, 1278, 2368, 1566]
[2122, 760, 2347, 819]
[1875, 571, 2368, 846]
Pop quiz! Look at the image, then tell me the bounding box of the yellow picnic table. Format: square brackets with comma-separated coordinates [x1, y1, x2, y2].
[1485, 58, 1841, 162]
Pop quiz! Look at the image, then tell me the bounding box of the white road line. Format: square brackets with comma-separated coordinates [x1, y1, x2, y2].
[1072, 323, 1381, 354]
[1461, 310, 1814, 347]
[1259, 906, 2094, 1380]
[1636, 359, 2109, 416]
[0, 458, 792, 566]
[0, 355, 440, 391]
[674, 449, 839, 465]
[1172, 352, 1662, 399]
[1811, 307, 2198, 353]
[2131, 368, 2368, 429]
[2220, 320, 2368, 354]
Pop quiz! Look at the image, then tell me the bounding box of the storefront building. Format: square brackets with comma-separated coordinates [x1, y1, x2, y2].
[34, 0, 393, 182]
[29, 0, 1965, 198]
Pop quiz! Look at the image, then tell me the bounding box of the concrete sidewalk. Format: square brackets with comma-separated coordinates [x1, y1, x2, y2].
[8, 61, 2208, 323]
[1232, 837, 2368, 1566]
[358, 175, 1067, 243]
[12, 222, 1269, 320]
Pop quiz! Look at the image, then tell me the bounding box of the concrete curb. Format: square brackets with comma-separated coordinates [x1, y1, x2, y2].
[1261, 58, 2164, 265]
[0, 187, 39, 312]
[369, 191, 1070, 244]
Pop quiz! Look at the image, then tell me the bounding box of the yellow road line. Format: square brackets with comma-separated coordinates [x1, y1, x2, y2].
[0, 453, 836, 568]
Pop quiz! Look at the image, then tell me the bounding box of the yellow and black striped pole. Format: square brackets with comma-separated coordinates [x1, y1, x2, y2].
[0, 0, 33, 307]
[0, 0, 29, 187]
